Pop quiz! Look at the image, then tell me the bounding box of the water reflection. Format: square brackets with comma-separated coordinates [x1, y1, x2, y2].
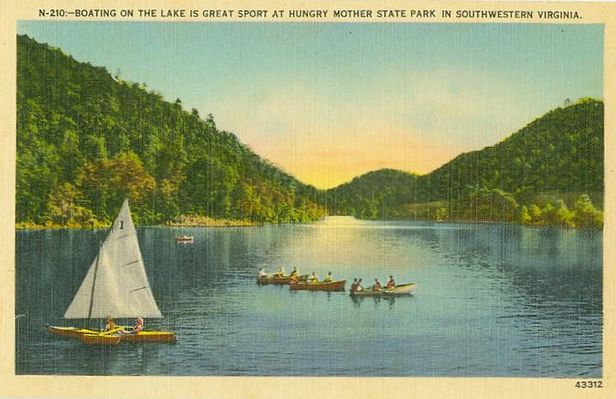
[350, 294, 411, 308]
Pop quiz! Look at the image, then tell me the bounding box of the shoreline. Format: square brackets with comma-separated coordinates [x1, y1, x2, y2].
[15, 215, 258, 230]
[15, 215, 602, 231]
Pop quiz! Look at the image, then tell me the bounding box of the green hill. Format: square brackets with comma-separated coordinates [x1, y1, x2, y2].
[16, 34, 603, 229]
[16, 34, 326, 226]
[325, 99, 604, 228]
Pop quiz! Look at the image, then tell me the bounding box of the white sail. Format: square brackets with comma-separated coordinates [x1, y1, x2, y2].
[64, 199, 163, 319]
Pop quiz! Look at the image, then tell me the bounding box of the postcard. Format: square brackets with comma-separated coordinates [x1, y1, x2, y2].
[1, 0, 614, 398]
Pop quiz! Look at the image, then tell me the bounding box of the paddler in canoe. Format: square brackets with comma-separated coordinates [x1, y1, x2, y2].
[386, 275, 396, 289]
[323, 272, 333, 283]
[350, 278, 364, 293]
[308, 272, 319, 284]
[289, 267, 300, 283]
[372, 278, 382, 292]
[273, 266, 285, 278]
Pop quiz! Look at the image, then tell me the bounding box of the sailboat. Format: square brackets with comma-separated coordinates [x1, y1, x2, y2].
[47, 199, 176, 345]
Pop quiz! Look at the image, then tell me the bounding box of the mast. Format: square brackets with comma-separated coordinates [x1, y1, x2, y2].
[86, 242, 102, 323]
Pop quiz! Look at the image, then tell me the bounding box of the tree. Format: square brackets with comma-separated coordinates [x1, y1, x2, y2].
[541, 200, 573, 228]
[573, 194, 603, 229]
[517, 205, 531, 225]
[76, 152, 156, 219]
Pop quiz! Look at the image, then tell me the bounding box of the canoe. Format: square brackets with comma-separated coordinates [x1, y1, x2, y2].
[350, 283, 416, 296]
[48, 325, 176, 343]
[257, 274, 308, 285]
[289, 280, 346, 292]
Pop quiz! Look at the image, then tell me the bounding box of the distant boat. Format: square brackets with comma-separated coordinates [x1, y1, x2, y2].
[47, 199, 176, 344]
[175, 235, 194, 243]
[350, 282, 416, 297]
[289, 280, 346, 292]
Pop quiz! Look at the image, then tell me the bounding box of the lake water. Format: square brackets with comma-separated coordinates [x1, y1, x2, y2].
[15, 217, 602, 377]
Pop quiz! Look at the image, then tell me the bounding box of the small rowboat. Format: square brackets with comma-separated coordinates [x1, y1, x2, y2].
[350, 283, 416, 297]
[289, 280, 346, 292]
[257, 274, 308, 285]
[175, 235, 194, 243]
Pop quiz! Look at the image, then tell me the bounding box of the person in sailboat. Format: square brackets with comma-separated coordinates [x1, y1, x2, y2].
[116, 317, 143, 335]
[103, 315, 117, 332]
[132, 317, 144, 334]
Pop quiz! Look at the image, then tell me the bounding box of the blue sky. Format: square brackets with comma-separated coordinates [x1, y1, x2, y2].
[18, 22, 603, 188]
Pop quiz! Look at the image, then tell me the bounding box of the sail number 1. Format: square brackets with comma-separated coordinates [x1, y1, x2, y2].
[575, 380, 603, 388]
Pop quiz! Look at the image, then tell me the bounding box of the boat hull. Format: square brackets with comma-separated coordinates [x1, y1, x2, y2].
[257, 274, 308, 285]
[48, 325, 176, 343]
[79, 333, 121, 345]
[350, 283, 416, 296]
[120, 331, 177, 343]
[47, 326, 99, 338]
[289, 280, 346, 292]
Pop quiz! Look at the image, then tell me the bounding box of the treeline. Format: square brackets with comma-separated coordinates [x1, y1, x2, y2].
[17, 35, 326, 227]
[395, 190, 603, 229]
[325, 98, 604, 229]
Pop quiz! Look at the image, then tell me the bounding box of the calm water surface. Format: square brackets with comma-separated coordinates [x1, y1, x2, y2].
[15, 217, 602, 376]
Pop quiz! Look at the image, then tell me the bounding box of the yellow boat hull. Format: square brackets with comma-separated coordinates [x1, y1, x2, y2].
[120, 331, 176, 343]
[79, 333, 121, 345]
[47, 326, 99, 338]
[48, 325, 177, 344]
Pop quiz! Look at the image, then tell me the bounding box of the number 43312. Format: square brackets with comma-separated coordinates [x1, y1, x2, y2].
[575, 380, 603, 388]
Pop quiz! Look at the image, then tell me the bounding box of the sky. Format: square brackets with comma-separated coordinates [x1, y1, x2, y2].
[18, 22, 603, 189]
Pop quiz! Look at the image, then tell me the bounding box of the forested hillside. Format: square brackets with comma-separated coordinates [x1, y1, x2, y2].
[16, 34, 603, 230]
[17, 35, 326, 226]
[326, 99, 604, 228]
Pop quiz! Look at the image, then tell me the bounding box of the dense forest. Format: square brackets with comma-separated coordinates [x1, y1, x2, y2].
[325, 98, 604, 229]
[17, 35, 326, 227]
[17, 35, 604, 229]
